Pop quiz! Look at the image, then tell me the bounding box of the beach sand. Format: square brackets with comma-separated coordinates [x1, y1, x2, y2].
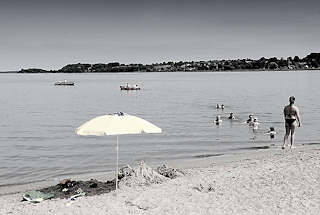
[1, 145, 320, 215]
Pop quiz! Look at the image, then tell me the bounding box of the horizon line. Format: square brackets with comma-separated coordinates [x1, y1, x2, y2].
[1, 52, 317, 72]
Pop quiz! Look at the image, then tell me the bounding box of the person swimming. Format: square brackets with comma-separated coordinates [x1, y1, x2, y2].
[214, 115, 222, 125]
[246, 114, 254, 123]
[221, 104, 225, 110]
[252, 118, 259, 131]
[216, 104, 220, 109]
[228, 112, 235, 120]
[267, 126, 276, 139]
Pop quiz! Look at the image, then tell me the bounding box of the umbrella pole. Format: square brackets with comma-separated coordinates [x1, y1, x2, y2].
[116, 135, 118, 190]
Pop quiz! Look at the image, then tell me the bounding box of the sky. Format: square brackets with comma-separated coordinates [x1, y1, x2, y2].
[0, 0, 319, 71]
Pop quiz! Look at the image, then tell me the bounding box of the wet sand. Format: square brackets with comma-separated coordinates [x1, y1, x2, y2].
[1, 145, 320, 215]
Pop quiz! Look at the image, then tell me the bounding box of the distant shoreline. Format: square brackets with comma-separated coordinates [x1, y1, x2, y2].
[1, 68, 320, 74]
[2, 52, 319, 73]
[0, 71, 19, 73]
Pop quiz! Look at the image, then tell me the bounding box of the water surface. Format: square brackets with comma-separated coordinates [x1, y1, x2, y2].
[0, 71, 319, 185]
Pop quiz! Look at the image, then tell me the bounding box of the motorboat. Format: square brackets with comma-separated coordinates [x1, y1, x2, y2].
[120, 85, 140, 90]
[54, 80, 75, 86]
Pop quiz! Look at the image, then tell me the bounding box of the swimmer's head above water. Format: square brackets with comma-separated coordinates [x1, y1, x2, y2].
[289, 96, 295, 105]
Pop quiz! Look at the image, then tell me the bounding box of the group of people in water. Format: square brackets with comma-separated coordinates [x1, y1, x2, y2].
[213, 96, 301, 149]
[213, 107, 264, 132]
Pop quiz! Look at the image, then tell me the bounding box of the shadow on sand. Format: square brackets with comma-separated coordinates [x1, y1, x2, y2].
[193, 153, 224, 158]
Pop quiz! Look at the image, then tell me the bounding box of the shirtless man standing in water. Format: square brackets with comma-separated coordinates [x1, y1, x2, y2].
[282, 96, 301, 149]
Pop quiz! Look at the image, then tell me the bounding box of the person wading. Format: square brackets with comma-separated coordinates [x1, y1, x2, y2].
[282, 96, 301, 149]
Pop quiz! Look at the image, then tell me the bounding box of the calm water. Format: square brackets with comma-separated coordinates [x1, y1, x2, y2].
[1, 71, 319, 186]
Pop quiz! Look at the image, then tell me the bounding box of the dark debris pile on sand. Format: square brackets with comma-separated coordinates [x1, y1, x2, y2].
[39, 179, 115, 199]
[34, 163, 183, 200]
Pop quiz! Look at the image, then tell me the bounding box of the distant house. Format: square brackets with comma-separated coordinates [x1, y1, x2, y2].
[288, 65, 295, 70]
[153, 65, 172, 72]
[297, 62, 309, 69]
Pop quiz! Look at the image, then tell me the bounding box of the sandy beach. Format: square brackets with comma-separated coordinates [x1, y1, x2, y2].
[1, 145, 320, 215]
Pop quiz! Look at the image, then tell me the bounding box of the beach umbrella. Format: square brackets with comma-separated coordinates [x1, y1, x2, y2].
[75, 112, 162, 190]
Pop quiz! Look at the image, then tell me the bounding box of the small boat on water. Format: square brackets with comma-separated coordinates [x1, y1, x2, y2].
[54, 80, 75, 86]
[120, 84, 140, 90]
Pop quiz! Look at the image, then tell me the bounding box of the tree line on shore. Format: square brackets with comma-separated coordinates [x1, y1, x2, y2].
[19, 52, 320, 73]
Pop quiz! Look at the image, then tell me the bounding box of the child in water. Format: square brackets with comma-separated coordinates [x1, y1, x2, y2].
[267, 127, 276, 139]
[246, 114, 254, 123]
[252, 118, 259, 131]
[228, 112, 235, 120]
[214, 115, 222, 125]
